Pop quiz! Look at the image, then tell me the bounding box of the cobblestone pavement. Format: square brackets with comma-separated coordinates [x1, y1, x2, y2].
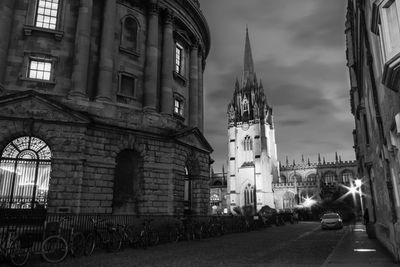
[13, 222, 364, 267]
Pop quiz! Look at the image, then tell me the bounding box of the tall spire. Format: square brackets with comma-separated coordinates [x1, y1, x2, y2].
[243, 27, 255, 84]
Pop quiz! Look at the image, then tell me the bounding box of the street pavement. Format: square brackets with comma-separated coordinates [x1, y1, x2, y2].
[19, 221, 398, 267]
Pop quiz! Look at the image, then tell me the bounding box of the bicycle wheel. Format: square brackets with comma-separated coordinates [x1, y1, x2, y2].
[84, 233, 96, 256]
[169, 227, 179, 243]
[70, 232, 85, 257]
[41, 236, 68, 263]
[125, 226, 138, 247]
[9, 238, 30, 267]
[107, 231, 122, 252]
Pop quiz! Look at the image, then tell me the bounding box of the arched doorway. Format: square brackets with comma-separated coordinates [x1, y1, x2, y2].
[0, 136, 51, 209]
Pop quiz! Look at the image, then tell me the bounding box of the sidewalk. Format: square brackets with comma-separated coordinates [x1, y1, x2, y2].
[322, 222, 398, 266]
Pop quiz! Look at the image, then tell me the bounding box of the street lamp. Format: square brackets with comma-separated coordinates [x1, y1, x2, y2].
[354, 179, 364, 216]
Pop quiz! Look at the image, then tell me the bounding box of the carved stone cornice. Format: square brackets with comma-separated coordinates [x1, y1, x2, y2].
[148, 0, 159, 15]
[162, 8, 174, 25]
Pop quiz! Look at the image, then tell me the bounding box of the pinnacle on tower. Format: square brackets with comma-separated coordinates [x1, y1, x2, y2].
[323, 157, 326, 164]
[318, 153, 321, 164]
[335, 152, 338, 162]
[301, 154, 305, 163]
[243, 27, 256, 86]
[286, 155, 289, 166]
[307, 158, 310, 165]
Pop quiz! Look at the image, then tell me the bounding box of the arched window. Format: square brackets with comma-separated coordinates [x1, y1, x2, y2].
[306, 174, 316, 182]
[244, 185, 254, 206]
[184, 166, 191, 213]
[324, 172, 335, 185]
[120, 16, 139, 53]
[210, 194, 220, 206]
[341, 171, 353, 184]
[280, 175, 287, 183]
[283, 191, 295, 209]
[0, 136, 51, 209]
[243, 136, 252, 151]
[289, 173, 302, 183]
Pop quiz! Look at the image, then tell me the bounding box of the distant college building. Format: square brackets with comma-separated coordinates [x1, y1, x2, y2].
[0, 0, 212, 215]
[346, 0, 400, 260]
[226, 29, 279, 212]
[274, 154, 357, 210]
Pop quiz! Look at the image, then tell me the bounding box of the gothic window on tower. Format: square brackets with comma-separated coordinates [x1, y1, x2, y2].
[242, 98, 249, 118]
[35, 0, 59, 30]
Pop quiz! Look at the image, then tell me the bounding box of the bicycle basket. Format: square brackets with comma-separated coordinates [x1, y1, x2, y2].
[45, 222, 60, 236]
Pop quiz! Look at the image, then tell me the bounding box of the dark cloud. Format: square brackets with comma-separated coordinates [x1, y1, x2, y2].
[201, 0, 355, 171]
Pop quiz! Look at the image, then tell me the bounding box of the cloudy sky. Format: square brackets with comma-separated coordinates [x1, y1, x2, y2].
[200, 0, 355, 171]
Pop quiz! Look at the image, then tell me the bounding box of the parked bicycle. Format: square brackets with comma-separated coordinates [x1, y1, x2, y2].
[41, 216, 86, 263]
[84, 217, 122, 256]
[0, 228, 30, 266]
[139, 218, 159, 249]
[168, 217, 195, 242]
[116, 223, 139, 249]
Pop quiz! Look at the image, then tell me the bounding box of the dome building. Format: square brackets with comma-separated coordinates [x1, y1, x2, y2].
[0, 0, 212, 215]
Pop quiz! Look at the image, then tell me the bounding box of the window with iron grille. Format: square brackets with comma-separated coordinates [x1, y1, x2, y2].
[0, 136, 51, 209]
[35, 0, 59, 30]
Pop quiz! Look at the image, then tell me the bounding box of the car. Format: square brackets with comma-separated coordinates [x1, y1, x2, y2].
[320, 212, 343, 230]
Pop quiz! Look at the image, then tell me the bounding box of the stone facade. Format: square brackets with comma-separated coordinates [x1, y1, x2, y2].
[227, 29, 279, 213]
[346, 0, 400, 260]
[274, 154, 357, 210]
[0, 0, 212, 216]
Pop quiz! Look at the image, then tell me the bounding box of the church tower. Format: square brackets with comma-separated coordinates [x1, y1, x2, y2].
[227, 28, 279, 212]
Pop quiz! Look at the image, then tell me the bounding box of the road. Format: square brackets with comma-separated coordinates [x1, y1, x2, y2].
[22, 222, 396, 267]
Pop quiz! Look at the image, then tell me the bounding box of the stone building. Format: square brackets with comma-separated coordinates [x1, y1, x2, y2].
[274, 154, 357, 210]
[0, 0, 212, 215]
[209, 167, 227, 214]
[227, 29, 279, 213]
[346, 0, 400, 260]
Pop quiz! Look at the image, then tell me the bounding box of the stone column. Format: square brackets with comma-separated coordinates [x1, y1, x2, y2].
[198, 53, 204, 132]
[96, 0, 116, 102]
[189, 43, 199, 127]
[70, 0, 93, 98]
[160, 9, 174, 115]
[143, 0, 159, 110]
[0, 0, 15, 86]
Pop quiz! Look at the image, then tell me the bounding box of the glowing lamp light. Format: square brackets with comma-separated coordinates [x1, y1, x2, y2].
[348, 184, 358, 195]
[355, 179, 362, 188]
[303, 196, 316, 207]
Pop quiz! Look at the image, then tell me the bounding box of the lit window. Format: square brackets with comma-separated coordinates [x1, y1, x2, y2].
[0, 136, 51, 209]
[324, 173, 335, 185]
[28, 59, 52, 81]
[174, 98, 184, 116]
[342, 172, 353, 184]
[175, 43, 184, 74]
[35, 0, 59, 30]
